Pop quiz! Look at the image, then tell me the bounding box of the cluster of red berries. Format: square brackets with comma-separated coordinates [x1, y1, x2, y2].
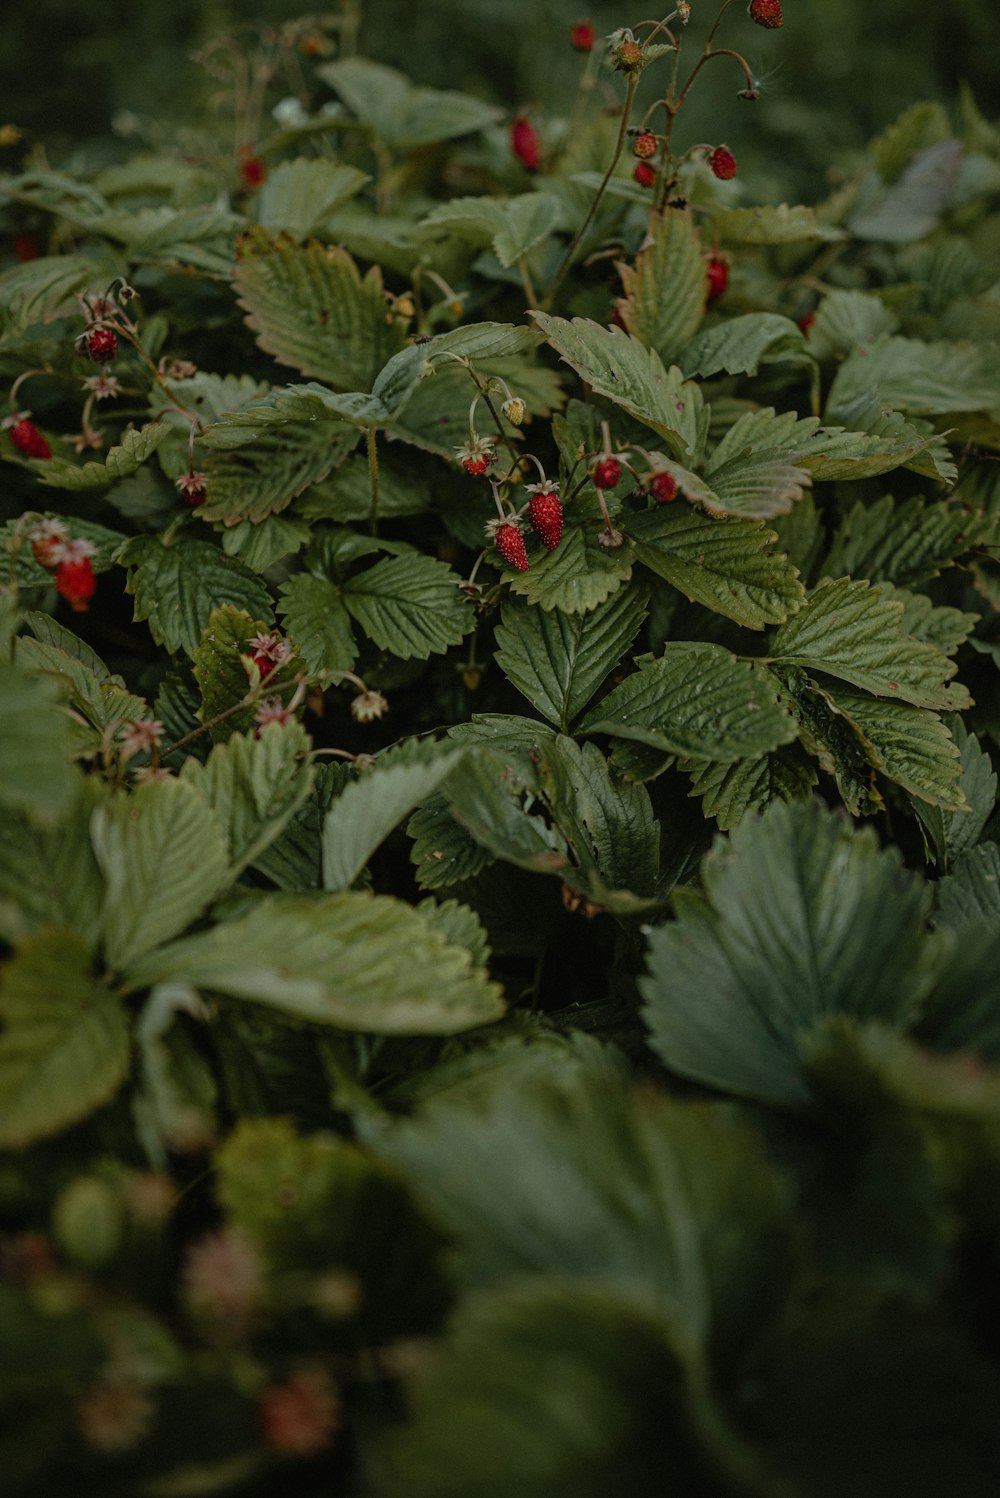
[29, 520, 97, 612]
[632, 130, 659, 191]
[491, 479, 565, 572]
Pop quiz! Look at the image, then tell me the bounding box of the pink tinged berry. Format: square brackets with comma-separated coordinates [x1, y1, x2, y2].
[593, 457, 622, 490]
[706, 257, 729, 305]
[633, 132, 657, 160]
[83, 327, 118, 364]
[527, 487, 564, 551]
[495, 523, 529, 572]
[258, 1369, 340, 1456]
[650, 472, 678, 503]
[511, 116, 541, 173]
[633, 161, 656, 189]
[55, 557, 97, 612]
[709, 146, 737, 180]
[9, 417, 51, 459]
[570, 20, 597, 51]
[748, 0, 784, 27]
[463, 455, 489, 477]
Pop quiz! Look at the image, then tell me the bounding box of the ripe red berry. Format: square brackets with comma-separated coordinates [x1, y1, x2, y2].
[748, 0, 784, 27]
[798, 311, 816, 334]
[82, 327, 118, 364]
[238, 152, 267, 190]
[495, 522, 529, 571]
[706, 257, 729, 305]
[8, 418, 51, 460]
[633, 162, 657, 189]
[650, 472, 678, 504]
[511, 116, 541, 173]
[709, 146, 737, 181]
[463, 455, 490, 477]
[569, 20, 596, 51]
[175, 471, 207, 506]
[55, 557, 97, 612]
[593, 457, 622, 490]
[633, 132, 657, 160]
[526, 487, 564, 551]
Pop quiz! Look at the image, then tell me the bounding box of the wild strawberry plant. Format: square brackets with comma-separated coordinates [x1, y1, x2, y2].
[2, 3, 1000, 1494]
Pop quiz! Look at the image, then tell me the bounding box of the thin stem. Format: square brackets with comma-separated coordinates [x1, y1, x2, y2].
[366, 426, 380, 536]
[703, 47, 757, 94]
[480, 388, 521, 465]
[517, 256, 538, 310]
[541, 73, 639, 310]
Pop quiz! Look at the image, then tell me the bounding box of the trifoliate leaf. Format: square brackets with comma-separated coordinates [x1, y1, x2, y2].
[769, 578, 970, 710]
[495, 587, 649, 730]
[123, 891, 505, 1034]
[617, 207, 706, 365]
[92, 777, 231, 973]
[641, 801, 932, 1107]
[121, 536, 274, 657]
[0, 929, 130, 1148]
[578, 644, 796, 762]
[623, 505, 804, 629]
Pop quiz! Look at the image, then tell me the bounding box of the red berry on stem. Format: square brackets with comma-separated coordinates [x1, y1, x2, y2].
[83, 327, 118, 364]
[569, 20, 596, 51]
[8, 418, 51, 460]
[650, 472, 678, 504]
[593, 457, 622, 490]
[55, 557, 97, 612]
[633, 132, 657, 160]
[511, 116, 541, 173]
[238, 151, 267, 189]
[709, 146, 737, 180]
[527, 487, 564, 551]
[495, 523, 530, 571]
[633, 161, 656, 189]
[706, 257, 729, 305]
[748, 0, 784, 27]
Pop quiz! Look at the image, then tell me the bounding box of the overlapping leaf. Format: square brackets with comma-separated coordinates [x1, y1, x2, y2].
[617, 207, 706, 364]
[121, 537, 273, 656]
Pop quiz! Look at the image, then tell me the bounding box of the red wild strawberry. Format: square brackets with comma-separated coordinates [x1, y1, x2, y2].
[238, 151, 267, 189]
[798, 311, 816, 334]
[706, 257, 729, 305]
[511, 116, 541, 172]
[593, 457, 622, 490]
[8, 418, 51, 460]
[633, 161, 656, 189]
[633, 132, 657, 160]
[494, 522, 529, 572]
[709, 145, 737, 180]
[455, 435, 497, 476]
[650, 472, 678, 504]
[55, 557, 97, 612]
[82, 327, 118, 364]
[569, 20, 596, 51]
[175, 470, 208, 506]
[526, 484, 564, 551]
[748, 0, 784, 27]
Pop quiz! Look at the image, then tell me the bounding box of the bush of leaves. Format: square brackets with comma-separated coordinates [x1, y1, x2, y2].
[2, 3, 1000, 1494]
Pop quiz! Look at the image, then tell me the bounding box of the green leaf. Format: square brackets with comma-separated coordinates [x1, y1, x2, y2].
[121, 536, 274, 657]
[0, 663, 77, 826]
[827, 335, 1000, 420]
[680, 313, 810, 379]
[181, 722, 315, 878]
[0, 930, 130, 1148]
[819, 685, 966, 811]
[641, 801, 932, 1108]
[872, 102, 953, 182]
[623, 505, 804, 629]
[492, 194, 564, 268]
[34, 422, 170, 491]
[0, 253, 102, 335]
[504, 522, 634, 615]
[198, 415, 352, 524]
[232, 228, 408, 391]
[807, 290, 898, 361]
[700, 448, 813, 520]
[91, 777, 230, 972]
[408, 793, 496, 891]
[342, 552, 473, 660]
[936, 843, 1000, 932]
[17, 632, 148, 743]
[778, 668, 884, 817]
[820, 494, 994, 587]
[769, 578, 970, 710]
[711, 202, 834, 244]
[444, 748, 569, 874]
[0, 781, 104, 947]
[539, 736, 659, 906]
[495, 587, 649, 730]
[617, 207, 706, 365]
[256, 158, 369, 240]
[322, 743, 464, 892]
[191, 604, 293, 742]
[530, 313, 707, 461]
[318, 58, 502, 149]
[276, 574, 358, 672]
[221, 515, 310, 573]
[708, 404, 949, 486]
[380, 1061, 791, 1353]
[680, 746, 818, 831]
[850, 141, 962, 243]
[914, 721, 997, 866]
[578, 645, 797, 762]
[124, 891, 505, 1034]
